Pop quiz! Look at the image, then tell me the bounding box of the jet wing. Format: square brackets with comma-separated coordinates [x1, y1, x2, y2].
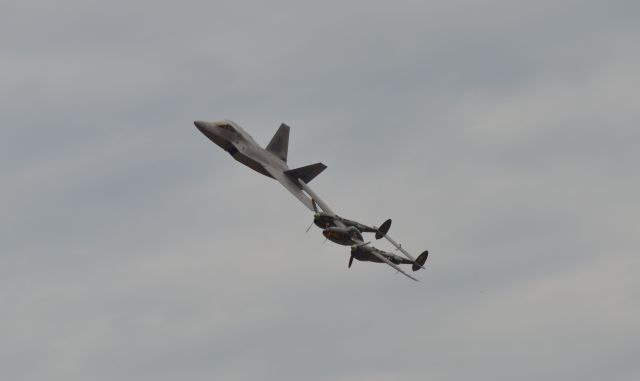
[296, 179, 335, 216]
[265, 167, 316, 211]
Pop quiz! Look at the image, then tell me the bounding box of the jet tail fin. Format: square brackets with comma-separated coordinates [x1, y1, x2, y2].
[266, 123, 290, 162]
[284, 163, 327, 184]
[412, 251, 429, 272]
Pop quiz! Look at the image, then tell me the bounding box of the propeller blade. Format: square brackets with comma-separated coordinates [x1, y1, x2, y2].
[305, 220, 314, 233]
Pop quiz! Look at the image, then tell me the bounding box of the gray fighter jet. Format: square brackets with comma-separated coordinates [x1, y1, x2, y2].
[194, 119, 325, 211]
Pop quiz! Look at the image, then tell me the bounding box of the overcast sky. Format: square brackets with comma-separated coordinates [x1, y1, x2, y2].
[2, 1, 639, 380]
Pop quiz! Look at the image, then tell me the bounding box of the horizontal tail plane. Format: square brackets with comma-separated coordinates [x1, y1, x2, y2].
[285, 163, 327, 184]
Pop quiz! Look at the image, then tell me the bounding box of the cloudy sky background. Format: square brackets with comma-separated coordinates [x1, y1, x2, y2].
[2, 1, 639, 380]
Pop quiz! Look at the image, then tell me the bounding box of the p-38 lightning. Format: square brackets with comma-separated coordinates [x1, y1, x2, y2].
[194, 119, 429, 281]
[310, 209, 428, 279]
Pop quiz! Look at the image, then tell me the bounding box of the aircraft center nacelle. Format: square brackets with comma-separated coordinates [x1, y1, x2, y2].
[313, 213, 335, 229]
[322, 226, 364, 246]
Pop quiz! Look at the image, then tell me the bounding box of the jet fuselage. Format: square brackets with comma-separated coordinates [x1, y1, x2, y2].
[194, 119, 326, 211]
[195, 120, 282, 179]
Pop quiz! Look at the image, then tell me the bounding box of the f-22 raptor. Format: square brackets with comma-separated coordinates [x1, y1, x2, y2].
[194, 120, 323, 211]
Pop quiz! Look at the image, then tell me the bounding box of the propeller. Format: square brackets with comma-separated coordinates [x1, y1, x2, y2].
[306, 212, 321, 233]
[348, 241, 370, 268]
[305, 220, 314, 233]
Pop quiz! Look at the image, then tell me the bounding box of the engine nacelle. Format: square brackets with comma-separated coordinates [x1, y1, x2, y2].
[323, 226, 363, 246]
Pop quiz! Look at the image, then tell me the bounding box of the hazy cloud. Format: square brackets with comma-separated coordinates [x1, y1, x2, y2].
[2, 1, 639, 380]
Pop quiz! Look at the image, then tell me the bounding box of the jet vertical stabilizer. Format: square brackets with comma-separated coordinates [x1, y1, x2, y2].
[266, 123, 290, 162]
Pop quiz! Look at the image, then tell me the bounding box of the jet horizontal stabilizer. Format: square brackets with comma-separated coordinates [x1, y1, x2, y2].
[285, 163, 327, 184]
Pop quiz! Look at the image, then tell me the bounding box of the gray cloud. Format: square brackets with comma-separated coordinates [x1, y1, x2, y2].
[2, 0, 639, 380]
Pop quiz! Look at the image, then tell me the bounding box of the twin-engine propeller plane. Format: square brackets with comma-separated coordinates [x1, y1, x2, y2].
[194, 119, 429, 281]
[300, 191, 428, 282]
[312, 212, 392, 245]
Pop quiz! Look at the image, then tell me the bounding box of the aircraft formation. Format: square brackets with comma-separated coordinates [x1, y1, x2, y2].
[194, 120, 429, 281]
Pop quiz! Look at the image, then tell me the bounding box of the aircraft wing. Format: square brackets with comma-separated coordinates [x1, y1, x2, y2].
[376, 232, 424, 270]
[296, 179, 335, 216]
[265, 168, 316, 211]
[368, 247, 419, 282]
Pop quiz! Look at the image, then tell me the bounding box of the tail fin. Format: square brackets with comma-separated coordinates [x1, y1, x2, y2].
[412, 251, 429, 271]
[266, 123, 290, 162]
[375, 219, 392, 239]
[284, 163, 327, 184]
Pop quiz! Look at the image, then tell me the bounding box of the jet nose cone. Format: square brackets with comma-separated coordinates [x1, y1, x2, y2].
[194, 120, 208, 132]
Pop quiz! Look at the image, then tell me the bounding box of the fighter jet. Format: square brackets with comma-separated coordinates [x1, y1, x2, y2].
[194, 120, 325, 211]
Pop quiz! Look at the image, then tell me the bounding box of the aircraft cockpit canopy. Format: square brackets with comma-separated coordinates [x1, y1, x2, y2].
[216, 123, 236, 131]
